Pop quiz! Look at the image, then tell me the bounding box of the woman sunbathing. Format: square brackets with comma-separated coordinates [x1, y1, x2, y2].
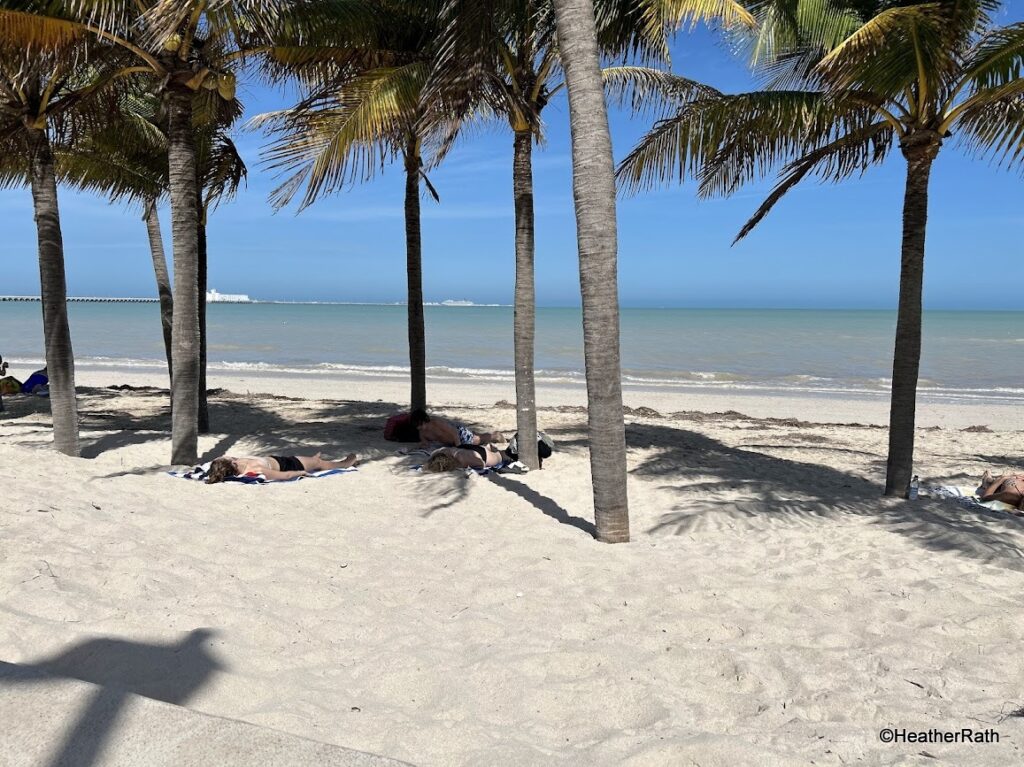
[207, 452, 358, 484]
[422, 444, 509, 472]
[979, 471, 1024, 509]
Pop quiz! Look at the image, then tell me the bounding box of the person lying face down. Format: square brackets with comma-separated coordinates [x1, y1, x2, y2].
[207, 452, 358, 484]
[422, 444, 510, 472]
[979, 471, 1024, 510]
[409, 409, 504, 448]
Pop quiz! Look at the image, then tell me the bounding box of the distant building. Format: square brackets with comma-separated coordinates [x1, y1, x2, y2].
[206, 289, 252, 304]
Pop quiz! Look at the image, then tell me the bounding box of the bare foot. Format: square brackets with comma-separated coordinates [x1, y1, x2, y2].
[982, 470, 993, 486]
[338, 453, 359, 469]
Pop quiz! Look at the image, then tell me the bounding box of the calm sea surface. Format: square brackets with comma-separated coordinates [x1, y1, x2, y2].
[2, 303, 1022, 403]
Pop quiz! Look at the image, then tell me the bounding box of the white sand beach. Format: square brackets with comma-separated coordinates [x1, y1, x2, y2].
[2, 370, 1024, 765]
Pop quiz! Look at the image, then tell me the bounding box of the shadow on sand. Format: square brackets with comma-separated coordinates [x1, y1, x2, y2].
[0, 628, 223, 767]
[628, 422, 1024, 570]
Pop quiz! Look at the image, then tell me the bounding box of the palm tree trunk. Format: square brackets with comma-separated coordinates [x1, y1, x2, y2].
[197, 204, 209, 434]
[144, 199, 173, 383]
[28, 128, 79, 457]
[404, 134, 427, 412]
[166, 89, 201, 465]
[513, 130, 539, 469]
[550, 0, 629, 541]
[885, 138, 938, 496]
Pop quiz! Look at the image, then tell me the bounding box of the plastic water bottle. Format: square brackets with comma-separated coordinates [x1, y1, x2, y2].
[908, 475, 920, 500]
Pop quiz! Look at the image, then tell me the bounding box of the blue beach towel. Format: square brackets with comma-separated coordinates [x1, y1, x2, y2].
[169, 462, 356, 484]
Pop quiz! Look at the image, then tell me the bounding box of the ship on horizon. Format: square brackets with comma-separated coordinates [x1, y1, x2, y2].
[206, 289, 252, 304]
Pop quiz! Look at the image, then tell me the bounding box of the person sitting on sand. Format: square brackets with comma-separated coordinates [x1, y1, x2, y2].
[422, 443, 510, 472]
[207, 452, 358, 484]
[410, 409, 503, 448]
[979, 471, 1024, 509]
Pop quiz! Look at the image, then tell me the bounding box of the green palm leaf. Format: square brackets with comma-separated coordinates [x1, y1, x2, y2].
[259, 61, 429, 210]
[732, 119, 892, 242]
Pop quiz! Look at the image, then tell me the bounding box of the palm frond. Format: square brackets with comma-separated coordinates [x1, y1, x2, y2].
[198, 131, 247, 209]
[954, 92, 1024, 170]
[644, 0, 754, 33]
[958, 21, 1024, 93]
[0, 7, 87, 50]
[742, 0, 863, 71]
[617, 88, 879, 195]
[732, 119, 893, 242]
[603, 65, 719, 118]
[813, 3, 961, 101]
[259, 61, 429, 210]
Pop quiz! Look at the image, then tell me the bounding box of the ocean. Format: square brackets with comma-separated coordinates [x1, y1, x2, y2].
[2, 302, 1022, 404]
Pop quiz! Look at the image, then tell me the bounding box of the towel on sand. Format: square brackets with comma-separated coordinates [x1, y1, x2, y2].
[169, 463, 356, 484]
[925, 484, 1021, 515]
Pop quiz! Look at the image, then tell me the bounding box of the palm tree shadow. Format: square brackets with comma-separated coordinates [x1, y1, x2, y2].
[62, 388, 408, 465]
[488, 473, 597, 537]
[630, 423, 1024, 569]
[417, 470, 474, 516]
[0, 628, 223, 767]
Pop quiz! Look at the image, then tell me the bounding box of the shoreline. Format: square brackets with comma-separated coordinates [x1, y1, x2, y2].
[62, 367, 1024, 432]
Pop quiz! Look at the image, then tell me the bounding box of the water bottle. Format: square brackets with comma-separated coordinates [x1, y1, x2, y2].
[908, 475, 920, 500]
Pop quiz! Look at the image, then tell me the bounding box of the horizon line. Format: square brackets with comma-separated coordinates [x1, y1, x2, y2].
[2, 296, 1022, 312]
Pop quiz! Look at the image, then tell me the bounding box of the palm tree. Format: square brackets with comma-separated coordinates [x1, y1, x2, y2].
[619, 0, 1024, 496]
[0, 34, 129, 456]
[59, 88, 246, 428]
[434, 0, 751, 470]
[256, 0, 469, 413]
[195, 122, 247, 431]
[433, 0, 560, 468]
[2, 0, 348, 463]
[546, 0, 630, 541]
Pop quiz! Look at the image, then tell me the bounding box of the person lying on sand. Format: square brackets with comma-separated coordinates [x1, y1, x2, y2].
[979, 471, 1024, 509]
[422, 444, 510, 472]
[410, 409, 504, 448]
[207, 452, 358, 484]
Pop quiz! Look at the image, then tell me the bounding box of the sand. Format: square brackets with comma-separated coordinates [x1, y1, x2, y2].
[2, 369, 1023, 765]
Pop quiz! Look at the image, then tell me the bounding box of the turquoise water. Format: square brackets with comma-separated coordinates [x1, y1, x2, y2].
[2, 302, 1022, 402]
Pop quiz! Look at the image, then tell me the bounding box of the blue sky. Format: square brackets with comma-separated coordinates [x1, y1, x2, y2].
[2, 8, 1022, 310]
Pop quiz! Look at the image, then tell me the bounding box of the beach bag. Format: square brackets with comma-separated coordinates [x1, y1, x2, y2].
[0, 377, 21, 396]
[384, 412, 418, 442]
[507, 431, 555, 468]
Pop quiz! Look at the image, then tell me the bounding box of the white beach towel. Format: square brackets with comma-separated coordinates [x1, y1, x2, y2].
[924, 484, 1021, 515]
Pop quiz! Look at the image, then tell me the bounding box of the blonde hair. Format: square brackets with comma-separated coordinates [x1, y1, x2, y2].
[423, 453, 461, 473]
[207, 457, 238, 484]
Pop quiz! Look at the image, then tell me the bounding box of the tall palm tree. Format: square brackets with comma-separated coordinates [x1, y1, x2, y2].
[433, 0, 561, 468]
[195, 122, 247, 431]
[0, 33, 129, 456]
[547, 0, 630, 542]
[2, 0, 350, 463]
[58, 88, 247, 429]
[619, 0, 1024, 496]
[434, 0, 751, 470]
[256, 0, 470, 413]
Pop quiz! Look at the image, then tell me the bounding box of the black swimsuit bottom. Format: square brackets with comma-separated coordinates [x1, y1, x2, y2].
[459, 444, 488, 463]
[272, 455, 304, 472]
